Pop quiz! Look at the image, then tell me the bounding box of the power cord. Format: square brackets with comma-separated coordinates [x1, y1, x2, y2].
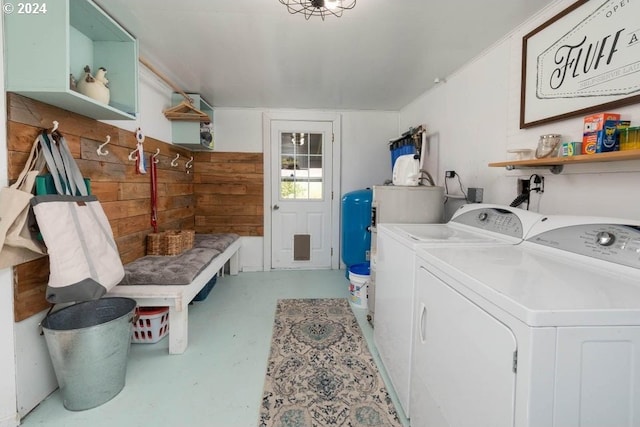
[530, 174, 544, 193]
[444, 171, 468, 203]
[418, 169, 435, 186]
[510, 174, 544, 209]
[509, 193, 529, 208]
[455, 174, 468, 200]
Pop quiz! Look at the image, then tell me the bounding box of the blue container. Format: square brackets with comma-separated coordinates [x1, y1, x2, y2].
[389, 137, 416, 170]
[341, 189, 373, 272]
[349, 262, 370, 276]
[191, 274, 217, 302]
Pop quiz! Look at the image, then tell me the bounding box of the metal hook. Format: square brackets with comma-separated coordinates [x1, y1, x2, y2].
[152, 148, 160, 163]
[51, 120, 59, 133]
[185, 156, 193, 173]
[171, 153, 180, 167]
[97, 135, 111, 156]
[128, 148, 138, 161]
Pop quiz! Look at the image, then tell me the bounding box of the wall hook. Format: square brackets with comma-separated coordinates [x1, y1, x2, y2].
[51, 120, 59, 133]
[152, 148, 160, 163]
[128, 148, 138, 161]
[97, 135, 111, 156]
[185, 156, 193, 173]
[171, 153, 180, 167]
[135, 127, 145, 144]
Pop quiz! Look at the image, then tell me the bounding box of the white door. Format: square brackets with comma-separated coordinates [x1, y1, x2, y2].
[270, 120, 334, 269]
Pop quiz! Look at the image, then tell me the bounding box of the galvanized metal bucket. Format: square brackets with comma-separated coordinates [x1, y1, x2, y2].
[41, 297, 137, 411]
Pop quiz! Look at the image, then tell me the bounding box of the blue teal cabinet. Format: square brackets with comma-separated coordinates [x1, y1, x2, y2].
[170, 93, 214, 151]
[4, 0, 138, 120]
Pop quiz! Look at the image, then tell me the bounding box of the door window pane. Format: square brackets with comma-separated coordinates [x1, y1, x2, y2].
[280, 132, 323, 200]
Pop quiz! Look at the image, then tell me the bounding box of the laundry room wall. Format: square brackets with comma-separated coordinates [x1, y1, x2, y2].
[0, 16, 19, 427]
[213, 108, 397, 192]
[400, 0, 640, 221]
[103, 64, 174, 141]
[212, 108, 398, 271]
[4, 85, 399, 420]
[8, 66, 179, 420]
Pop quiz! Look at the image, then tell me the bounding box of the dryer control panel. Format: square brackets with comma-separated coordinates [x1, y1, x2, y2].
[527, 223, 640, 269]
[451, 207, 524, 238]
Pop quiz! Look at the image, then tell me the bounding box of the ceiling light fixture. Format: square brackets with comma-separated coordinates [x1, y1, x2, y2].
[279, 0, 356, 20]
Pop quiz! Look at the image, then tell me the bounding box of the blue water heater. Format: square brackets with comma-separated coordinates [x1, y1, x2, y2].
[341, 188, 373, 270]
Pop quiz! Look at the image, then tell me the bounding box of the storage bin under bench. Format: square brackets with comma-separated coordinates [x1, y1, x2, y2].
[107, 233, 241, 354]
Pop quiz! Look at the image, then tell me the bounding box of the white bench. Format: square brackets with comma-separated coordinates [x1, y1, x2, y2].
[107, 237, 241, 354]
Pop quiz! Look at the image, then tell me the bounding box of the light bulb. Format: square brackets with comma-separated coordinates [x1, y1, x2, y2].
[325, 0, 340, 10]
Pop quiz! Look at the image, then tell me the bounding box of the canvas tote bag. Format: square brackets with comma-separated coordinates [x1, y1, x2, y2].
[31, 132, 124, 303]
[0, 136, 47, 269]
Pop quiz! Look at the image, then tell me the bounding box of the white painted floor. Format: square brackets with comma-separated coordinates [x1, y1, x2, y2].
[20, 270, 409, 427]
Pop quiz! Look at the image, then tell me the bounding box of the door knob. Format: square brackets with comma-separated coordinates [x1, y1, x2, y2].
[273, 204, 280, 210]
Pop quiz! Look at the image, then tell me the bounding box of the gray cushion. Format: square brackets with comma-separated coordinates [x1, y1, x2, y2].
[194, 233, 240, 252]
[119, 233, 239, 286]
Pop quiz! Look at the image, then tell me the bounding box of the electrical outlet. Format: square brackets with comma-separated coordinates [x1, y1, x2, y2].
[467, 187, 483, 203]
[517, 178, 530, 195]
[445, 170, 456, 178]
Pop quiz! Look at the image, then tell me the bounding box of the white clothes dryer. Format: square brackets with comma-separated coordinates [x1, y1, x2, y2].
[374, 204, 543, 418]
[412, 215, 640, 427]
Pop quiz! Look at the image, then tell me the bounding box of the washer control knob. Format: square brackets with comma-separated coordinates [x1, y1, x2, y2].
[596, 231, 615, 247]
[478, 212, 488, 222]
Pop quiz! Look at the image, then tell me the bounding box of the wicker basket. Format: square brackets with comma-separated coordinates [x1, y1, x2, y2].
[146, 233, 166, 256]
[165, 230, 183, 256]
[183, 230, 195, 250]
[146, 230, 195, 256]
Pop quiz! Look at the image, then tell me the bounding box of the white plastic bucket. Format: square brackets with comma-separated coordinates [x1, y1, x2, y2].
[348, 263, 370, 309]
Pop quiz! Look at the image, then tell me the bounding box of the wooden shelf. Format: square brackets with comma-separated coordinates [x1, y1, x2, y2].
[4, 0, 138, 120]
[489, 150, 640, 174]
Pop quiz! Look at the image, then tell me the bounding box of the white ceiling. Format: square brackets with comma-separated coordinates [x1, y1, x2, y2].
[95, 0, 552, 111]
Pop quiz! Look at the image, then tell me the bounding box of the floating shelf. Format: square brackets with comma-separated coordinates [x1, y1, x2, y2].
[489, 150, 640, 174]
[4, 0, 139, 120]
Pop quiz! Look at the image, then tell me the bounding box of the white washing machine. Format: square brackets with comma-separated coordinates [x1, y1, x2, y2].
[412, 215, 640, 427]
[374, 204, 543, 418]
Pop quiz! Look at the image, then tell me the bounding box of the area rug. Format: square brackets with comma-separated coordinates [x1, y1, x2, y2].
[258, 298, 402, 427]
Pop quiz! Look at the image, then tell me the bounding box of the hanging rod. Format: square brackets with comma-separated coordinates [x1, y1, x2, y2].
[388, 124, 426, 146]
[139, 56, 193, 104]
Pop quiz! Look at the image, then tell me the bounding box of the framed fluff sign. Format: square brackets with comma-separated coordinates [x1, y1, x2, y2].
[520, 0, 640, 128]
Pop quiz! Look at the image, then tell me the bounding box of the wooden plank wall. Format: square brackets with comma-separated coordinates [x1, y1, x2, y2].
[7, 94, 194, 321]
[193, 152, 264, 236]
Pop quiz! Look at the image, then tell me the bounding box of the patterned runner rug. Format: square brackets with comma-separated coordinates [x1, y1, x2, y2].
[258, 298, 402, 427]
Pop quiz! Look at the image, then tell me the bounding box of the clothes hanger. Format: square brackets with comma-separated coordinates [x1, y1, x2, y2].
[140, 56, 209, 122]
